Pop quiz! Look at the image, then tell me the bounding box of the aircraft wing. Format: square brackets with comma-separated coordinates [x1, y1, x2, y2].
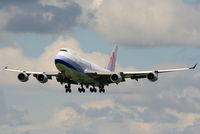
[123, 64, 197, 78]
[86, 64, 197, 84]
[4, 66, 77, 85]
[4, 66, 58, 76]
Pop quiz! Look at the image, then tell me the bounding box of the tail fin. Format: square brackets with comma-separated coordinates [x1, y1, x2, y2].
[106, 45, 118, 72]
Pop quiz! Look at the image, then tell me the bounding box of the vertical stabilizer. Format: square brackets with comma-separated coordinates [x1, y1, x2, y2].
[106, 45, 118, 72]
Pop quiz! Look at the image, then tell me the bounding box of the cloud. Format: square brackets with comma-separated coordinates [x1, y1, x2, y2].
[81, 99, 114, 109]
[89, 0, 200, 46]
[165, 108, 200, 132]
[0, 89, 29, 126]
[49, 107, 78, 128]
[0, 33, 18, 47]
[0, 89, 8, 120]
[1, 0, 200, 47]
[2, 0, 200, 47]
[1, 0, 82, 34]
[18, 95, 200, 134]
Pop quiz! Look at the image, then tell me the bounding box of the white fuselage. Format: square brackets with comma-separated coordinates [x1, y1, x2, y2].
[54, 48, 110, 85]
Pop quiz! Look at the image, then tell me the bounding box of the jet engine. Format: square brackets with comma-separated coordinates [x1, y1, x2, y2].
[147, 72, 158, 82]
[110, 74, 123, 83]
[18, 72, 29, 82]
[37, 74, 48, 83]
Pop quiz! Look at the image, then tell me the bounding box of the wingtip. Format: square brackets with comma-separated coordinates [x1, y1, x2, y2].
[190, 64, 197, 69]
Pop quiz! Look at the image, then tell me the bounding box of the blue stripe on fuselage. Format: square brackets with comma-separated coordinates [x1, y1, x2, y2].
[55, 55, 84, 73]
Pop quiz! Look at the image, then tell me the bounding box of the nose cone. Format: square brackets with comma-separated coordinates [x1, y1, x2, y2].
[55, 53, 84, 73]
[54, 55, 65, 72]
[55, 50, 66, 71]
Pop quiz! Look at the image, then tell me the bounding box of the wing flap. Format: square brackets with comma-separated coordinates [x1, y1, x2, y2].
[85, 71, 116, 84]
[121, 71, 150, 80]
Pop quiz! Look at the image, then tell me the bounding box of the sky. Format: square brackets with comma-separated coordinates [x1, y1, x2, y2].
[0, 0, 200, 134]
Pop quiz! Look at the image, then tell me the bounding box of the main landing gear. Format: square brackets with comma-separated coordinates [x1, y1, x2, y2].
[64, 84, 105, 93]
[88, 84, 105, 93]
[99, 85, 105, 93]
[78, 84, 85, 93]
[65, 83, 71, 93]
[90, 86, 97, 93]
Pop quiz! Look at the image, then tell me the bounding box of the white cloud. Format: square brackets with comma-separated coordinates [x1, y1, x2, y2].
[40, 0, 73, 8]
[2, 0, 200, 46]
[82, 99, 114, 109]
[90, 0, 200, 46]
[0, 89, 8, 124]
[165, 108, 200, 132]
[49, 107, 78, 127]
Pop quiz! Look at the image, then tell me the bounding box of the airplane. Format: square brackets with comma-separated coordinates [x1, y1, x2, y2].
[4, 45, 197, 93]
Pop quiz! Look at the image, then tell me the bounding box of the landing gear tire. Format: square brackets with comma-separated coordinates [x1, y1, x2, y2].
[65, 88, 72, 93]
[99, 88, 105, 93]
[78, 88, 85, 93]
[99, 84, 105, 93]
[90, 88, 97, 93]
[65, 84, 71, 93]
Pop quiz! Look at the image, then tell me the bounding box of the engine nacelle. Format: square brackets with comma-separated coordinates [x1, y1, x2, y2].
[147, 72, 158, 82]
[18, 73, 29, 82]
[37, 74, 48, 83]
[110, 74, 123, 83]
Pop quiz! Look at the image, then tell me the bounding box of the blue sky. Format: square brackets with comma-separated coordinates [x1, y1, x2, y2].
[0, 0, 200, 134]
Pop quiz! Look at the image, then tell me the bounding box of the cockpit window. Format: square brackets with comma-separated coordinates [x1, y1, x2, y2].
[60, 48, 68, 52]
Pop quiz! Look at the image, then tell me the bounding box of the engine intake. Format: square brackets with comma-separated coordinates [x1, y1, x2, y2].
[147, 72, 158, 82]
[37, 74, 48, 83]
[18, 73, 29, 82]
[110, 74, 122, 83]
